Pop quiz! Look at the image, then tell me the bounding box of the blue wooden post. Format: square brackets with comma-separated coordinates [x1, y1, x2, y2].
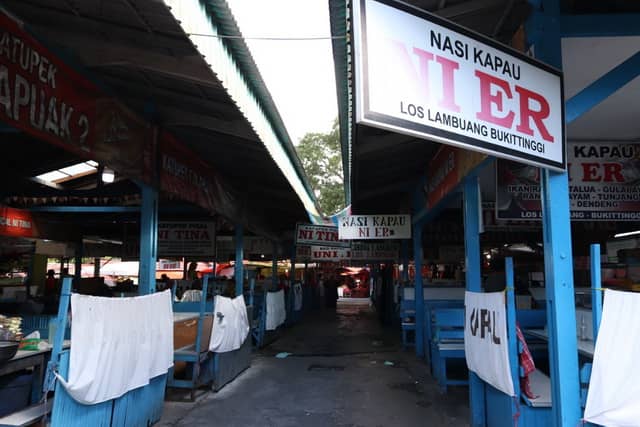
[235, 224, 244, 297]
[527, 2, 582, 424]
[139, 184, 158, 295]
[505, 258, 521, 403]
[272, 241, 278, 290]
[290, 245, 296, 285]
[590, 244, 603, 342]
[463, 177, 485, 427]
[401, 239, 409, 283]
[412, 223, 425, 358]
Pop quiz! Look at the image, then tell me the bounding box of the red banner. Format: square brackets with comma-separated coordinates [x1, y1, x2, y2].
[426, 145, 486, 208]
[159, 132, 219, 213]
[0, 206, 37, 238]
[0, 11, 152, 183]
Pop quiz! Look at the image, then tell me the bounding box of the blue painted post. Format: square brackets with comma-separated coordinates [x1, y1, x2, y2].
[235, 224, 244, 297]
[505, 258, 521, 404]
[401, 239, 409, 283]
[528, 1, 582, 424]
[272, 241, 278, 290]
[412, 223, 425, 358]
[139, 184, 158, 295]
[463, 177, 485, 427]
[590, 244, 603, 342]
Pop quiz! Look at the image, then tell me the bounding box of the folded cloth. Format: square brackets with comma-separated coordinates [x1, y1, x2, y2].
[181, 290, 202, 302]
[266, 290, 286, 331]
[56, 290, 173, 405]
[209, 295, 250, 353]
[516, 323, 537, 399]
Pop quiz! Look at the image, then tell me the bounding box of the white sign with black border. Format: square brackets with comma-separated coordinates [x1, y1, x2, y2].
[339, 215, 411, 240]
[295, 224, 350, 248]
[352, 0, 565, 170]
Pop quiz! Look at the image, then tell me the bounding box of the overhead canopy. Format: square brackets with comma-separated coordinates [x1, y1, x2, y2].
[1, 0, 322, 242]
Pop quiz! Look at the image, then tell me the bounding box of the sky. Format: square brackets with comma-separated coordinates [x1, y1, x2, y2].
[226, 0, 338, 144]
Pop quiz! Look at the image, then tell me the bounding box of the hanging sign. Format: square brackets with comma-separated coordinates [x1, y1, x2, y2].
[352, 0, 565, 170]
[350, 242, 399, 260]
[464, 291, 514, 396]
[338, 215, 411, 239]
[310, 246, 352, 262]
[157, 222, 215, 257]
[0, 206, 37, 238]
[0, 11, 153, 184]
[295, 224, 350, 248]
[496, 142, 640, 221]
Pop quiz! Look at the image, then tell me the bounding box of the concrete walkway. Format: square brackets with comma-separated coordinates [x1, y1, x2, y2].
[159, 299, 469, 427]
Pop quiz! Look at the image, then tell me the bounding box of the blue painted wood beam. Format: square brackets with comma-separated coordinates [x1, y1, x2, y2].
[529, 2, 582, 424]
[29, 206, 141, 213]
[401, 239, 409, 283]
[560, 14, 640, 38]
[566, 51, 640, 124]
[463, 177, 485, 427]
[272, 241, 278, 290]
[138, 184, 158, 295]
[235, 223, 244, 296]
[411, 222, 425, 359]
[589, 244, 603, 343]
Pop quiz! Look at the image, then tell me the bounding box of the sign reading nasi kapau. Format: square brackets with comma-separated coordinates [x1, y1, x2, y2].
[339, 215, 411, 240]
[353, 0, 565, 170]
[295, 224, 350, 248]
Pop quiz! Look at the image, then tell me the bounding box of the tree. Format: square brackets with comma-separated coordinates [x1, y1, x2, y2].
[296, 120, 345, 215]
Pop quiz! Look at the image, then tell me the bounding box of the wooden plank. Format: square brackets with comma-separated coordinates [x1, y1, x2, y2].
[0, 400, 52, 427]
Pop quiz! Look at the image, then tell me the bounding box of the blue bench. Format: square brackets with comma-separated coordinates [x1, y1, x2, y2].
[430, 308, 467, 392]
[167, 276, 214, 400]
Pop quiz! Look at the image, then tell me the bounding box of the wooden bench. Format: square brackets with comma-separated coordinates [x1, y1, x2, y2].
[430, 308, 467, 392]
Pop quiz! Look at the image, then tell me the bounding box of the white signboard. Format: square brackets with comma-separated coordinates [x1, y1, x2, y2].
[295, 224, 350, 248]
[464, 291, 514, 396]
[351, 242, 400, 260]
[157, 222, 215, 257]
[353, 0, 565, 170]
[310, 246, 352, 262]
[339, 214, 411, 240]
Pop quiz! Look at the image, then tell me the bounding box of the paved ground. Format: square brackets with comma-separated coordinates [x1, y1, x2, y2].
[159, 299, 469, 427]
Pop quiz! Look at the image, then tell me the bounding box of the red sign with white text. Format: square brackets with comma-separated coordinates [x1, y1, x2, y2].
[0, 206, 37, 238]
[0, 11, 152, 183]
[353, 0, 565, 170]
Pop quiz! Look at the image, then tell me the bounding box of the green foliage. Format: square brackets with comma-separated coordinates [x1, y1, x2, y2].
[296, 120, 345, 215]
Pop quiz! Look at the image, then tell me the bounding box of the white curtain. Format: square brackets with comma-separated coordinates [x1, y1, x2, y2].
[266, 290, 286, 331]
[57, 290, 174, 404]
[209, 295, 250, 353]
[584, 289, 640, 426]
[464, 291, 514, 396]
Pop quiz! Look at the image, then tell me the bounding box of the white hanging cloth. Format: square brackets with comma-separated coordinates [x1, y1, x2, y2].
[180, 289, 202, 302]
[464, 291, 514, 396]
[56, 290, 174, 405]
[266, 290, 286, 331]
[209, 295, 250, 353]
[294, 283, 303, 311]
[584, 289, 640, 426]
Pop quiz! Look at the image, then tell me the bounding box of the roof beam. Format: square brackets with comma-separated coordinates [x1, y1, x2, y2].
[356, 133, 421, 156]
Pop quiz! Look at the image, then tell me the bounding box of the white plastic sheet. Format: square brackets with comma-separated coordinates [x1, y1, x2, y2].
[464, 291, 514, 396]
[57, 291, 173, 404]
[266, 290, 286, 331]
[584, 289, 640, 426]
[209, 295, 250, 353]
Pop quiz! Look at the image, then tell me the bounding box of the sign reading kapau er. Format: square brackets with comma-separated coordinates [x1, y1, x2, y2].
[352, 0, 565, 170]
[339, 215, 411, 240]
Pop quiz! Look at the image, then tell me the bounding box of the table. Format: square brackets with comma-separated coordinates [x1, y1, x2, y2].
[0, 341, 71, 404]
[173, 312, 199, 323]
[527, 329, 594, 358]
